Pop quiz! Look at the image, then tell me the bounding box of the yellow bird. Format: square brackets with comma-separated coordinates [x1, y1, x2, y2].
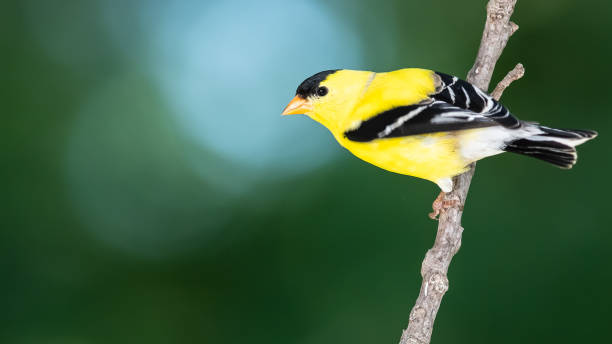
[282, 69, 597, 192]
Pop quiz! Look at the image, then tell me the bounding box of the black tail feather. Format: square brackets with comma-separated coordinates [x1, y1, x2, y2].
[504, 139, 577, 169]
[503, 126, 597, 169]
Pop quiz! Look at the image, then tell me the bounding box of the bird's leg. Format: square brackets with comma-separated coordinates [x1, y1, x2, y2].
[428, 192, 461, 220]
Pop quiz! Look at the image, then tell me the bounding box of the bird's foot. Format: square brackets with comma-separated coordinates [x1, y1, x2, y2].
[428, 192, 462, 220]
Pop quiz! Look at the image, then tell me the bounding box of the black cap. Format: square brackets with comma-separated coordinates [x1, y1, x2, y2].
[296, 70, 340, 98]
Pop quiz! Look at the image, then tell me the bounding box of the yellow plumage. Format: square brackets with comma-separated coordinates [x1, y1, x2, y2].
[341, 134, 469, 185]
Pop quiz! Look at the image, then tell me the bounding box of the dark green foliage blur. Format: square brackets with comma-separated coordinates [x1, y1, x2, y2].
[2, 0, 612, 343]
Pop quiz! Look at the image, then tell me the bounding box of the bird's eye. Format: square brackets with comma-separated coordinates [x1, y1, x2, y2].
[316, 86, 328, 97]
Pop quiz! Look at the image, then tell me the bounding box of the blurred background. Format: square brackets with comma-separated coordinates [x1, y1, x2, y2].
[2, 0, 611, 343]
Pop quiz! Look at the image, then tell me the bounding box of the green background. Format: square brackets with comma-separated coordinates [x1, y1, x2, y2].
[3, 0, 611, 343]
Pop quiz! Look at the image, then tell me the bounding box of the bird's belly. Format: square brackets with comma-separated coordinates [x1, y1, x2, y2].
[339, 133, 470, 182]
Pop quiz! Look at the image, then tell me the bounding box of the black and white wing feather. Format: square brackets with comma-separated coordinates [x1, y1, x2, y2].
[344, 100, 497, 142]
[344, 72, 521, 142]
[432, 72, 521, 128]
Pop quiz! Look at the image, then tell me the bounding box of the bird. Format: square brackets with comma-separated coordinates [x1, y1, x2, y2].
[281, 68, 597, 193]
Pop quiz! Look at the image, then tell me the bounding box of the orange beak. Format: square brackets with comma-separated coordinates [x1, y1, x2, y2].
[281, 95, 312, 115]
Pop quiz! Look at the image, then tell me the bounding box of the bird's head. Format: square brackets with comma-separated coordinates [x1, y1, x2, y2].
[282, 69, 373, 134]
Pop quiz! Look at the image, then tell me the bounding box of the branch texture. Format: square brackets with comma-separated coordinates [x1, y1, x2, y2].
[399, 1, 519, 344]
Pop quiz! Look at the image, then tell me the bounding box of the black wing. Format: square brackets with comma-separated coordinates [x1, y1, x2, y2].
[344, 100, 498, 142]
[344, 72, 521, 143]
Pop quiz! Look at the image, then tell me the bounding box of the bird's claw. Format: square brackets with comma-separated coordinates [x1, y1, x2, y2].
[428, 192, 462, 220]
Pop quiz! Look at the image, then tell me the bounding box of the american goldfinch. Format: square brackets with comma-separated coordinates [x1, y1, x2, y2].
[282, 69, 597, 192]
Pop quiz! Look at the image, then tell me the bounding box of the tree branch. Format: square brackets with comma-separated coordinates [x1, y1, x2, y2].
[399, 1, 519, 344]
[491, 63, 525, 100]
